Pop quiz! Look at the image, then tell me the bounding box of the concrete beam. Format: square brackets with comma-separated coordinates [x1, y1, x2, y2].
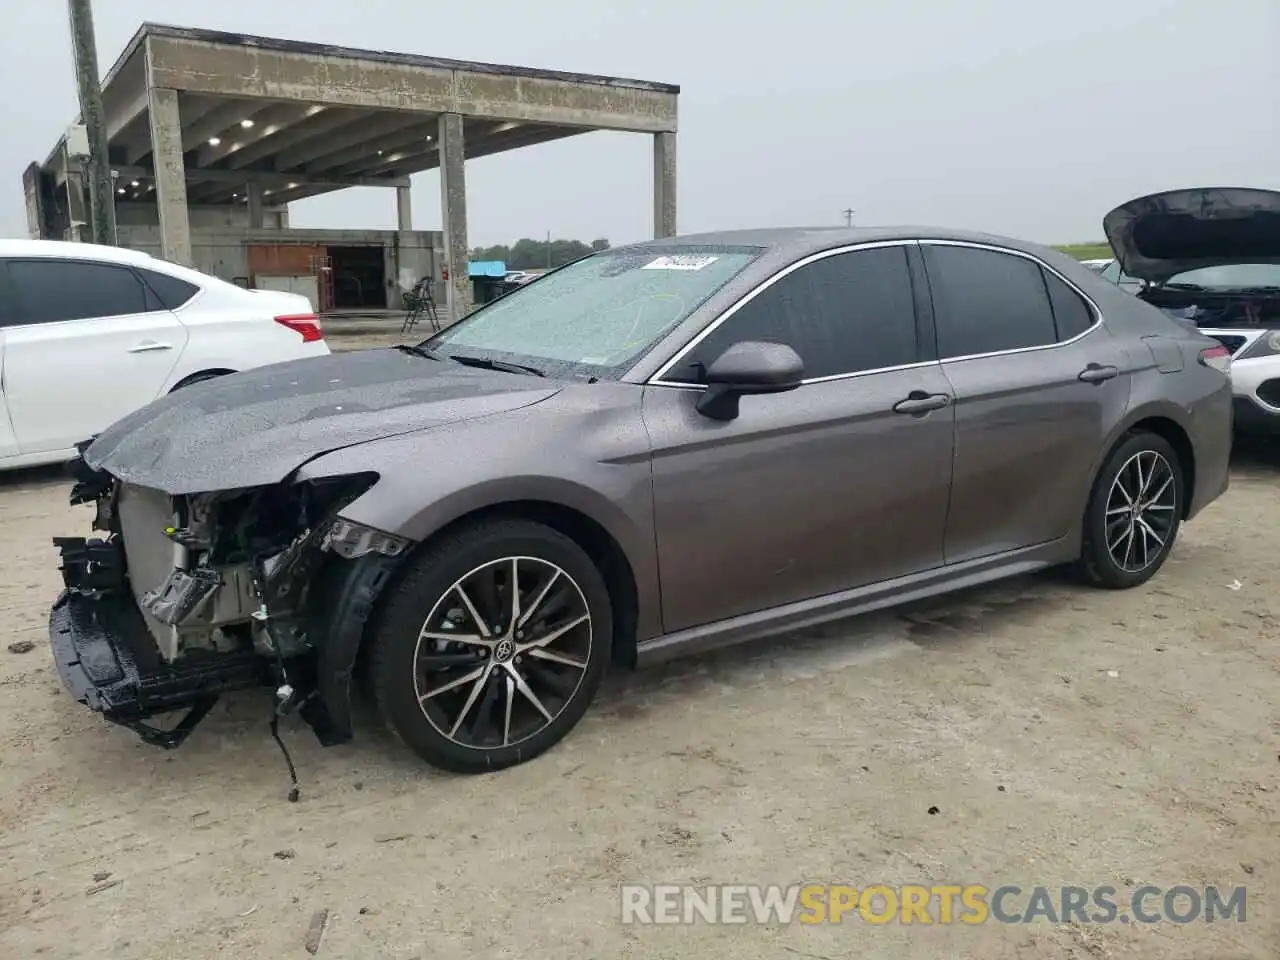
[147, 35, 678, 133]
[357, 125, 582, 178]
[280, 111, 427, 171]
[196, 102, 315, 166]
[112, 163, 408, 190]
[248, 182, 265, 228]
[438, 113, 470, 324]
[653, 131, 677, 238]
[179, 97, 258, 153]
[225, 107, 361, 170]
[147, 87, 192, 265]
[106, 88, 149, 141]
[325, 123, 439, 176]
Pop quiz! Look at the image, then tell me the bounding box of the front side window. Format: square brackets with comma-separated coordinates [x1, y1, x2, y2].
[6, 259, 150, 325]
[422, 246, 762, 380]
[924, 245, 1057, 358]
[662, 246, 920, 384]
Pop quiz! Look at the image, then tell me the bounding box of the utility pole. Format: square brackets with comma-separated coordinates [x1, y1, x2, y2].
[842, 208, 856, 228]
[546, 229, 551, 269]
[67, 0, 116, 245]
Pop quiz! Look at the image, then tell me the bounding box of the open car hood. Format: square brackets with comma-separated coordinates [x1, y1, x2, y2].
[1102, 187, 1280, 283]
[82, 349, 561, 494]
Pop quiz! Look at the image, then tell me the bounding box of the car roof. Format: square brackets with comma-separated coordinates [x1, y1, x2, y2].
[0, 238, 157, 265]
[611, 225, 1070, 264]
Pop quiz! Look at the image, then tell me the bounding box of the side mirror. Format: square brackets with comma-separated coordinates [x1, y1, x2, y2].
[695, 341, 804, 420]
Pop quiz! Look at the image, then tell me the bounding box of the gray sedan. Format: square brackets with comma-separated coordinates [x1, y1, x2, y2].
[50, 226, 1232, 779]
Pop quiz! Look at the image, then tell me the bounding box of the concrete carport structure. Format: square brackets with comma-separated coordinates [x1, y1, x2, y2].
[43, 24, 679, 322]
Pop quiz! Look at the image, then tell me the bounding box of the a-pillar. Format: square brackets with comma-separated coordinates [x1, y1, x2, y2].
[147, 87, 192, 265]
[247, 183, 265, 229]
[437, 112, 471, 325]
[653, 131, 677, 238]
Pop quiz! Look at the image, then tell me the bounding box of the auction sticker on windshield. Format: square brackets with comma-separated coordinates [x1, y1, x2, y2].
[643, 255, 720, 271]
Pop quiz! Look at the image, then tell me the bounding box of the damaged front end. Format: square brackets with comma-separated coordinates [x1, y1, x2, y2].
[49, 440, 412, 763]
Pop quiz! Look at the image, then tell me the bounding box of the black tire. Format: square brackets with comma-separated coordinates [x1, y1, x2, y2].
[170, 370, 231, 392]
[369, 518, 612, 773]
[1076, 431, 1185, 589]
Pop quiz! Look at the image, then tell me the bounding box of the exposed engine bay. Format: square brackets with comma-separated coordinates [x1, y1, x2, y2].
[1139, 286, 1280, 331]
[51, 448, 412, 796]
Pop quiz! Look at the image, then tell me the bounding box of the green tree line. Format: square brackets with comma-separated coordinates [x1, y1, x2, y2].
[470, 237, 610, 270]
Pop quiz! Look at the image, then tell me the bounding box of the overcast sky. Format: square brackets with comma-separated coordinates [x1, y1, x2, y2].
[3, 0, 1277, 247]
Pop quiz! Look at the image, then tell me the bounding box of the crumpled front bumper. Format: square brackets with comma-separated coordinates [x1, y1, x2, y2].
[49, 587, 264, 747]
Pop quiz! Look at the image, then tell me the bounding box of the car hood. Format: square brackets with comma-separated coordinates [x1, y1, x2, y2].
[83, 349, 562, 494]
[1103, 187, 1280, 282]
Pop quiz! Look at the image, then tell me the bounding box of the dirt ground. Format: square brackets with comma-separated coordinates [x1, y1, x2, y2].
[0, 432, 1277, 959]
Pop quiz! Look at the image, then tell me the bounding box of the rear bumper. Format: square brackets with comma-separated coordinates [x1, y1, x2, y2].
[49, 588, 264, 744]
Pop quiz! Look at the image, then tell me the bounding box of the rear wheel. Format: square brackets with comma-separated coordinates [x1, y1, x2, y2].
[1076, 431, 1184, 589]
[369, 519, 612, 772]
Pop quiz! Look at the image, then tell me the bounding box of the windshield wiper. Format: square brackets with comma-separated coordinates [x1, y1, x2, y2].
[447, 353, 546, 377]
[393, 343, 440, 359]
[1161, 282, 1207, 291]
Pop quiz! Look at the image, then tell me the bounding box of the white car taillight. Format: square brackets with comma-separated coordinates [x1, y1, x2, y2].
[274, 313, 325, 343]
[1198, 344, 1231, 374]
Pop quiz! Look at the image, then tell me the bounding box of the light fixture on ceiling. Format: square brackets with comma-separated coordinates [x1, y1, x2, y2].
[130, 180, 140, 187]
[208, 137, 221, 146]
[240, 119, 255, 128]
[288, 182, 297, 189]
[116, 187, 126, 195]
[377, 149, 384, 156]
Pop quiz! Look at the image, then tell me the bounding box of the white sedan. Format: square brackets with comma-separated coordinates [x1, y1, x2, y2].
[0, 239, 330, 470]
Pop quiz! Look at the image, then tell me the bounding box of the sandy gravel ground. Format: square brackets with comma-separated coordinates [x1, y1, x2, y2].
[0, 430, 1276, 959]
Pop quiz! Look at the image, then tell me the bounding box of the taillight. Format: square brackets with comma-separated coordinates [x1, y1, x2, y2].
[274, 313, 324, 343]
[1198, 344, 1231, 374]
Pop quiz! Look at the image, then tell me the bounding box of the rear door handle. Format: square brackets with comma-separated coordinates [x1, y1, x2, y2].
[1078, 363, 1119, 383]
[892, 391, 951, 415]
[128, 341, 172, 353]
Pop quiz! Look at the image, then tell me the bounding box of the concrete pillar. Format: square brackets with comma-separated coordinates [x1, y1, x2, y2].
[147, 87, 192, 265]
[247, 183, 265, 229]
[437, 112, 470, 324]
[653, 131, 677, 238]
[396, 185, 413, 232]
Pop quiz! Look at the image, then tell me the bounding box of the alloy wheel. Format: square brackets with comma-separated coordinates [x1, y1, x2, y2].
[411, 556, 593, 749]
[1104, 450, 1178, 573]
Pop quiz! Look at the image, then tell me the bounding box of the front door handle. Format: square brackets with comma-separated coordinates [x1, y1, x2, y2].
[1078, 363, 1119, 384]
[893, 391, 951, 415]
[128, 341, 173, 353]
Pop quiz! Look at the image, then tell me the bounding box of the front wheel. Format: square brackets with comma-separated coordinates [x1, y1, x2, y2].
[1076, 431, 1184, 589]
[368, 519, 612, 772]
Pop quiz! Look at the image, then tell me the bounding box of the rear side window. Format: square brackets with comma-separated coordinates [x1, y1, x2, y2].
[138, 268, 199, 310]
[6, 259, 149, 325]
[1042, 269, 1095, 340]
[664, 246, 919, 383]
[924, 245, 1057, 358]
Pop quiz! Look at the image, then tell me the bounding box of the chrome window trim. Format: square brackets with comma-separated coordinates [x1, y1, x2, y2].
[645, 237, 1107, 391]
[916, 239, 1104, 363]
[646, 240, 919, 389]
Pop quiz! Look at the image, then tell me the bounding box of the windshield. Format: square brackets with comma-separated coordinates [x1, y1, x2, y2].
[420, 246, 761, 379]
[1165, 263, 1280, 289]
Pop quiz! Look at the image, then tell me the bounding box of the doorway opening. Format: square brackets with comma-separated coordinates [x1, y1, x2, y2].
[328, 245, 387, 308]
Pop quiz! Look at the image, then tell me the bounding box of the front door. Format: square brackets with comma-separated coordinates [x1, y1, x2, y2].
[1, 257, 188, 455]
[644, 243, 956, 634]
[919, 241, 1132, 563]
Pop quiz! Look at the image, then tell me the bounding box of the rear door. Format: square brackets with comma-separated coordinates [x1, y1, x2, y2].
[1, 257, 189, 454]
[643, 242, 956, 633]
[0, 267, 21, 460]
[920, 241, 1131, 563]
